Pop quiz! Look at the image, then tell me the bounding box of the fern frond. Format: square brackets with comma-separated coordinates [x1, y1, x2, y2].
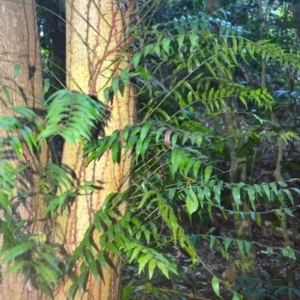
[38, 90, 106, 145]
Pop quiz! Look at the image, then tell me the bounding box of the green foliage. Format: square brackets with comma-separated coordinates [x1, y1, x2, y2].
[92, 4, 300, 298]
[39, 89, 106, 144]
[0, 88, 106, 294]
[2, 1, 300, 299]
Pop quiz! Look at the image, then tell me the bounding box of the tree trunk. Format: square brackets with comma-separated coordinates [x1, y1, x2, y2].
[0, 0, 46, 299]
[203, 0, 258, 286]
[53, 1, 135, 299]
[223, 99, 258, 280]
[204, 0, 219, 13]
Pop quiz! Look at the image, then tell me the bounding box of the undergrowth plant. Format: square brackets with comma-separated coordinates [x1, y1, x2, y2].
[1, 1, 300, 299]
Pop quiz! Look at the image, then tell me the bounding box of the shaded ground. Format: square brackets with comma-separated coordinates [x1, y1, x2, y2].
[122, 208, 300, 299]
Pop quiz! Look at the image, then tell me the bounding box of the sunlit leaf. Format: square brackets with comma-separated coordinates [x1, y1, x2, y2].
[14, 64, 21, 78]
[232, 187, 241, 207]
[186, 188, 199, 215]
[132, 53, 141, 69]
[162, 37, 171, 54]
[2, 242, 35, 263]
[43, 78, 51, 94]
[212, 276, 221, 297]
[148, 259, 157, 279]
[2, 85, 11, 103]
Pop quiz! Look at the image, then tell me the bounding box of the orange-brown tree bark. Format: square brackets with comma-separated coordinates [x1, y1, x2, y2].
[53, 1, 136, 299]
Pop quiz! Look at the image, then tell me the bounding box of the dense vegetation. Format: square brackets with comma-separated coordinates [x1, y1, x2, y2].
[1, 0, 300, 299]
